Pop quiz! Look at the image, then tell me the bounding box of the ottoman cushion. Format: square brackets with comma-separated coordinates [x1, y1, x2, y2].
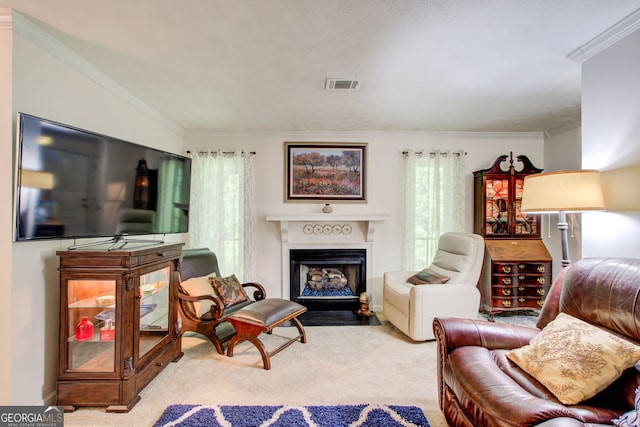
[228, 298, 306, 328]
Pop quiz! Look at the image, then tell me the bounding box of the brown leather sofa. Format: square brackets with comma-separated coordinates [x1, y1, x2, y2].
[433, 258, 640, 427]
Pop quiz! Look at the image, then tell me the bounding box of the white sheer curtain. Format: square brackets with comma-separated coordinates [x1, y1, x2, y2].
[187, 149, 256, 282]
[401, 149, 465, 270]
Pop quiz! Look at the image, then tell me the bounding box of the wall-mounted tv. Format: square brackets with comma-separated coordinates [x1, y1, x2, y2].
[14, 113, 191, 244]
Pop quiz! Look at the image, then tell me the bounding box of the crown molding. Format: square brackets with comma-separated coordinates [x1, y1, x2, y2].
[0, 9, 12, 30]
[545, 121, 581, 137]
[11, 11, 184, 136]
[567, 8, 640, 63]
[185, 129, 543, 140]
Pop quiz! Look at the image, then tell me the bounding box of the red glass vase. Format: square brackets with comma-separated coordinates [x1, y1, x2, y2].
[75, 316, 94, 341]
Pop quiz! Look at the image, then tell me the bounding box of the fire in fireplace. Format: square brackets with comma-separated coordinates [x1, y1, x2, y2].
[289, 248, 366, 311]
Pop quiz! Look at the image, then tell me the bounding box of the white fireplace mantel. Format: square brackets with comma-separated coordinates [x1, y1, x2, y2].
[266, 214, 390, 243]
[267, 213, 389, 304]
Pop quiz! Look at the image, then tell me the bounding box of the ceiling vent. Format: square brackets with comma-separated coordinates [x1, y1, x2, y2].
[325, 78, 360, 90]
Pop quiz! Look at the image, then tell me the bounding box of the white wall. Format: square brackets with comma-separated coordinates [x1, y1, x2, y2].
[543, 125, 582, 275]
[184, 131, 545, 310]
[9, 23, 185, 405]
[0, 9, 14, 405]
[581, 28, 640, 258]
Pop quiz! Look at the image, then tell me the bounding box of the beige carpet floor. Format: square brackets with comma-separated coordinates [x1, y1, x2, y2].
[62, 314, 445, 426]
[62, 313, 537, 427]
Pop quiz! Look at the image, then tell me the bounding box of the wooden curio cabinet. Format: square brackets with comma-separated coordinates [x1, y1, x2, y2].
[56, 243, 184, 412]
[473, 153, 552, 319]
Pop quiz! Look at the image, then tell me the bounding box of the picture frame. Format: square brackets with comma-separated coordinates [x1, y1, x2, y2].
[285, 142, 367, 202]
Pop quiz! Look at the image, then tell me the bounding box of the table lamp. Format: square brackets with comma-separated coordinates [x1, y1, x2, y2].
[521, 170, 605, 268]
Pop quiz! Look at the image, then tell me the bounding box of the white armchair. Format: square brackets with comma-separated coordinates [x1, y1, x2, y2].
[382, 232, 485, 341]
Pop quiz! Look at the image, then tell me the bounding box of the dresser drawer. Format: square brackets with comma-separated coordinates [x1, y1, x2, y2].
[138, 247, 182, 265]
[491, 296, 546, 310]
[495, 275, 550, 287]
[493, 262, 550, 275]
[492, 274, 550, 287]
[492, 284, 550, 297]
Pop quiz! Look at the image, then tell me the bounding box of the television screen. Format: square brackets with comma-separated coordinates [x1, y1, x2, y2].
[14, 113, 191, 242]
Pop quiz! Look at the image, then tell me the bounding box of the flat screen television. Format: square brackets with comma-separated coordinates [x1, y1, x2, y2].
[14, 113, 191, 244]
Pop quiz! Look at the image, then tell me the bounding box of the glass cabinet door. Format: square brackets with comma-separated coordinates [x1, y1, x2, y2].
[66, 279, 116, 372]
[514, 177, 539, 237]
[138, 266, 171, 359]
[484, 178, 510, 237]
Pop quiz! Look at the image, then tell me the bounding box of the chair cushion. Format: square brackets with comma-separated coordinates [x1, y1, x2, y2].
[228, 298, 306, 328]
[407, 267, 450, 285]
[383, 281, 412, 313]
[180, 273, 218, 317]
[209, 274, 249, 307]
[507, 313, 640, 405]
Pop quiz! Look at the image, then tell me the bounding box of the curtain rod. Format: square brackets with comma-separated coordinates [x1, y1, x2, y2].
[402, 150, 467, 156]
[186, 150, 256, 155]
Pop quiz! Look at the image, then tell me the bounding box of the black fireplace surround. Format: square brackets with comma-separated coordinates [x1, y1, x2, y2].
[289, 248, 366, 311]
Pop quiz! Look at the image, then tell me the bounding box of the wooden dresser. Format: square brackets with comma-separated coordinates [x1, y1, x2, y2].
[480, 239, 552, 320]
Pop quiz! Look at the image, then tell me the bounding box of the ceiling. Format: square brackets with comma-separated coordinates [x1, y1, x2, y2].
[2, 0, 640, 133]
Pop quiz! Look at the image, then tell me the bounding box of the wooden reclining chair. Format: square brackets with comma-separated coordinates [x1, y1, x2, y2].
[178, 248, 266, 354]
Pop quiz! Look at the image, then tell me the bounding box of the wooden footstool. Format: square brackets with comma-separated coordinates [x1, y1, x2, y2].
[226, 298, 307, 370]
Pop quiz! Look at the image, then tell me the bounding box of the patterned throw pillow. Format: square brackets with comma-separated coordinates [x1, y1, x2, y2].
[507, 313, 640, 405]
[209, 274, 249, 307]
[180, 273, 218, 318]
[407, 268, 450, 285]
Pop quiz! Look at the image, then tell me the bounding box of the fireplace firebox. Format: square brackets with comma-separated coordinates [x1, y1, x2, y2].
[289, 248, 366, 311]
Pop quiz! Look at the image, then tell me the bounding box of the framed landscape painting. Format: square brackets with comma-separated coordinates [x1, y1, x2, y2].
[285, 142, 367, 202]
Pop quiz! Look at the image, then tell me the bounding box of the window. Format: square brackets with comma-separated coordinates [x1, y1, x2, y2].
[402, 150, 465, 270]
[187, 150, 256, 281]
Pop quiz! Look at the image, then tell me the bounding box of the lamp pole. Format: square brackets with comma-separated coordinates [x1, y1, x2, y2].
[557, 210, 571, 268]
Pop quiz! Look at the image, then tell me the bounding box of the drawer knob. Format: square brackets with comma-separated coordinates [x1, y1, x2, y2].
[502, 289, 511, 296]
[502, 266, 511, 273]
[501, 300, 511, 307]
[537, 288, 546, 296]
[502, 277, 511, 285]
[537, 266, 546, 273]
[537, 300, 545, 307]
[537, 277, 546, 284]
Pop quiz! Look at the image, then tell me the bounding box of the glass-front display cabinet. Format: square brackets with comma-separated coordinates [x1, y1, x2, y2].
[56, 243, 183, 412]
[473, 152, 543, 239]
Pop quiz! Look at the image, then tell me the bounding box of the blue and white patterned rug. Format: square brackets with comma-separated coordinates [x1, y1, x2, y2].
[153, 404, 430, 426]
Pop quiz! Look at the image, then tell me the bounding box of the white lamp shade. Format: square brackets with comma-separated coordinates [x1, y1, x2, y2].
[521, 170, 605, 213]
